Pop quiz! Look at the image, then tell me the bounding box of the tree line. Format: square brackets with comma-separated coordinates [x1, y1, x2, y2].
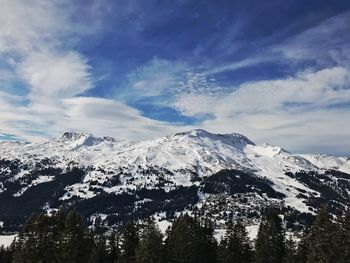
[0, 206, 349, 262]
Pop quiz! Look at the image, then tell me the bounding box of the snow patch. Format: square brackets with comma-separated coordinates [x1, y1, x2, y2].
[0, 235, 17, 247]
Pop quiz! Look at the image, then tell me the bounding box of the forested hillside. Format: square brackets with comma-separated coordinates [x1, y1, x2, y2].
[1, 207, 349, 263]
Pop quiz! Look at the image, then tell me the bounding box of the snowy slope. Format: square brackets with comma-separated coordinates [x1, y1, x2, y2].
[301, 154, 350, 174]
[0, 129, 349, 231]
[1, 129, 346, 174]
[0, 235, 17, 247]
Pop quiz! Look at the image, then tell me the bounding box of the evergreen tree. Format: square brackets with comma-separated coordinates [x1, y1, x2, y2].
[89, 233, 109, 263]
[88, 246, 100, 263]
[198, 218, 217, 263]
[35, 213, 57, 262]
[57, 209, 94, 263]
[295, 229, 309, 263]
[164, 214, 216, 263]
[136, 218, 164, 263]
[12, 213, 43, 263]
[120, 221, 139, 263]
[8, 206, 350, 263]
[11, 209, 95, 263]
[283, 235, 297, 263]
[254, 209, 285, 263]
[0, 245, 12, 263]
[306, 206, 340, 263]
[108, 231, 121, 263]
[11, 236, 25, 263]
[218, 221, 252, 263]
[340, 211, 350, 262]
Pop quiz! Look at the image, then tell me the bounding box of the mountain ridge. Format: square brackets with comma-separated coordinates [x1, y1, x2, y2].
[0, 129, 349, 233]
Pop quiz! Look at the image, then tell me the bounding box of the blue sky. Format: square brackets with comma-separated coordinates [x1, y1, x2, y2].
[0, 0, 350, 155]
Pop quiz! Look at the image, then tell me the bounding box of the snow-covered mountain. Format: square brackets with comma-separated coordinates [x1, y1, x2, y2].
[0, 129, 349, 233]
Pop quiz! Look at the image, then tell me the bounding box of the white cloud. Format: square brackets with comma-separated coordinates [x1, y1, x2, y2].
[203, 57, 271, 75]
[124, 57, 224, 102]
[0, 0, 66, 54]
[0, 0, 91, 103]
[275, 11, 350, 67]
[125, 58, 187, 97]
[59, 97, 179, 139]
[220, 67, 349, 113]
[0, 93, 181, 141]
[173, 93, 219, 117]
[175, 67, 350, 116]
[173, 66, 350, 154]
[20, 51, 92, 100]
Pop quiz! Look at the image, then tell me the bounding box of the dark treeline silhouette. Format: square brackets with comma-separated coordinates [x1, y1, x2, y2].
[1, 207, 350, 263]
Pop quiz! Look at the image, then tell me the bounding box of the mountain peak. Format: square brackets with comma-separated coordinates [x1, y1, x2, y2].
[175, 129, 255, 145]
[175, 129, 211, 137]
[60, 131, 104, 148]
[61, 131, 91, 141]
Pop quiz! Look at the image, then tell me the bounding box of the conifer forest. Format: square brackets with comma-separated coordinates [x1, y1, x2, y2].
[0, 206, 349, 263]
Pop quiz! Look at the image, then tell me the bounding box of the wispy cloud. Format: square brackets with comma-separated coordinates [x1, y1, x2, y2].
[0, 0, 65, 54]
[121, 57, 223, 109]
[173, 65, 350, 154]
[275, 10, 350, 67]
[60, 97, 179, 139]
[20, 51, 92, 100]
[124, 58, 187, 98]
[0, 0, 182, 141]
